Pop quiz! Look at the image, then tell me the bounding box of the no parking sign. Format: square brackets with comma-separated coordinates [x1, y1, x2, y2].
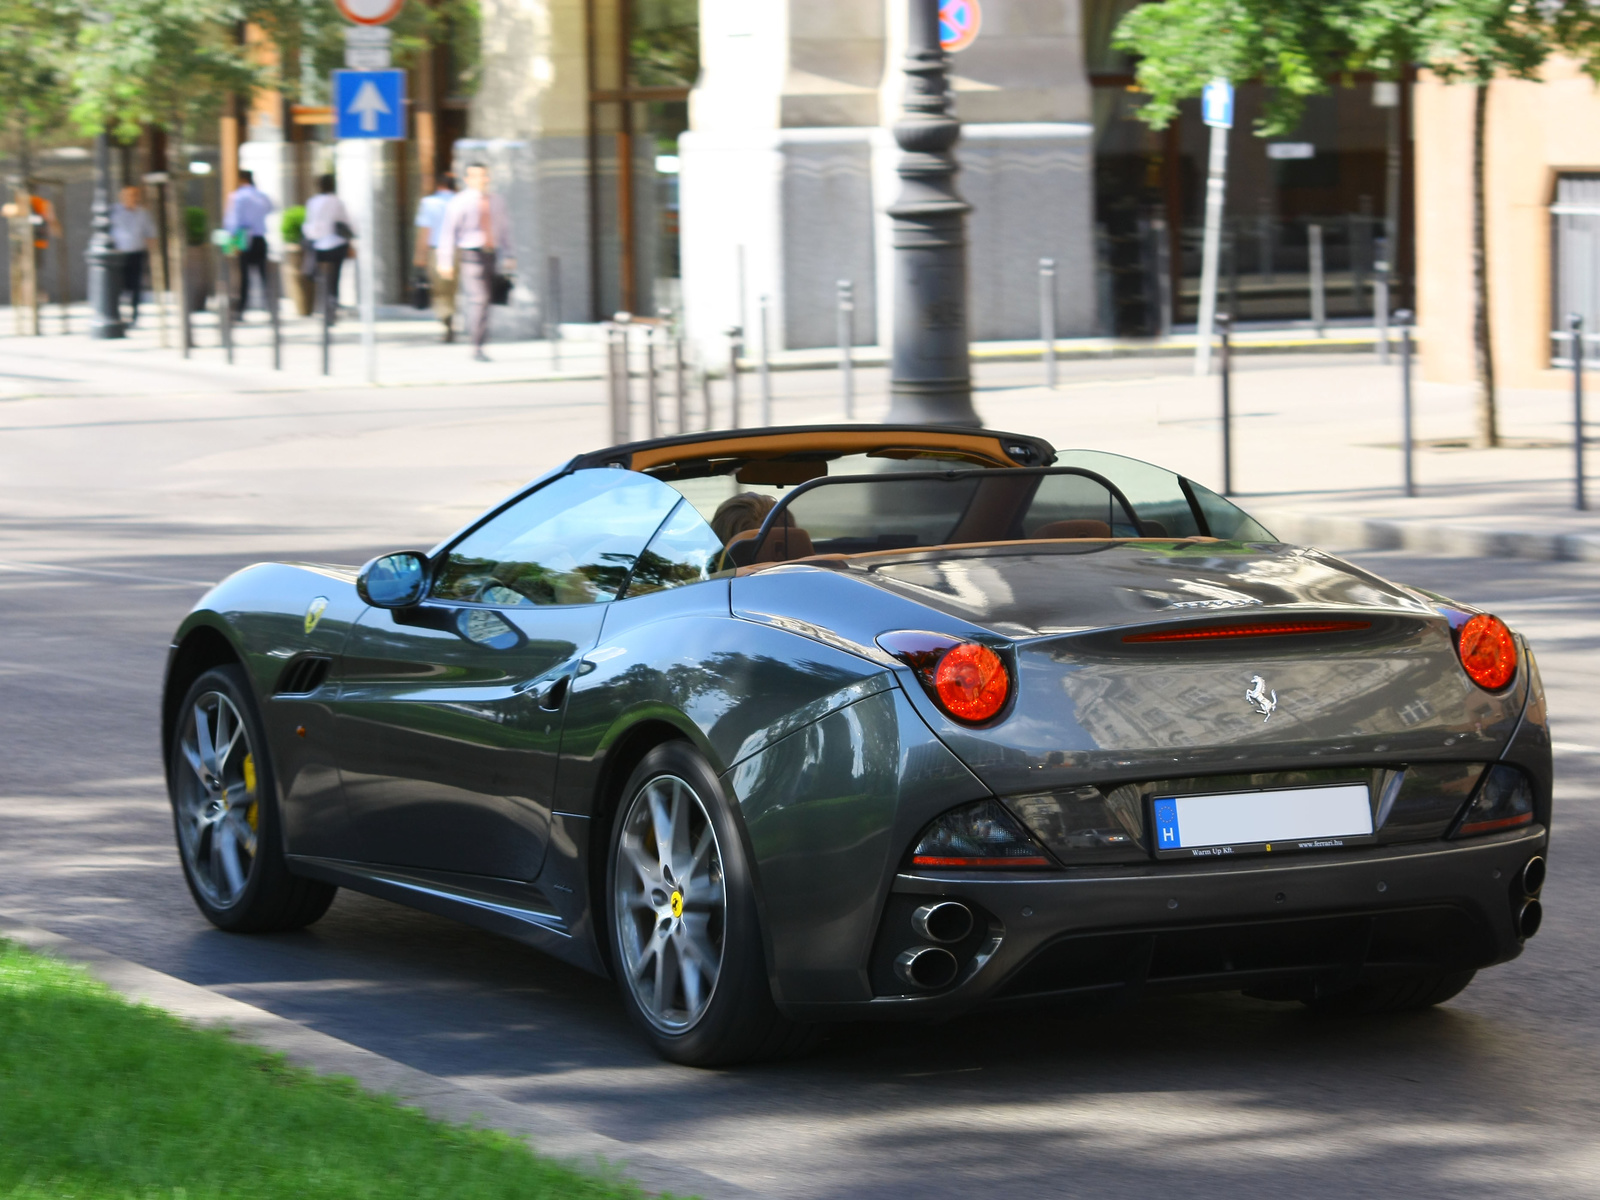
[940, 0, 981, 52]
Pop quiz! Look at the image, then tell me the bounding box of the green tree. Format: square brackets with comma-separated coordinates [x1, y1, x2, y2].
[70, 0, 257, 143]
[0, 0, 79, 169]
[1114, 0, 1567, 448]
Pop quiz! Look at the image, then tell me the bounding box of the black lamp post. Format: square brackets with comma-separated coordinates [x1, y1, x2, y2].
[86, 130, 126, 339]
[886, 0, 979, 426]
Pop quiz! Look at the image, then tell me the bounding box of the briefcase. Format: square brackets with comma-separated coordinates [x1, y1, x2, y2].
[491, 272, 512, 306]
[412, 267, 431, 310]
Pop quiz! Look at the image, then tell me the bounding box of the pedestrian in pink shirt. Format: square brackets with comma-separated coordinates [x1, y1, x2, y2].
[437, 163, 514, 361]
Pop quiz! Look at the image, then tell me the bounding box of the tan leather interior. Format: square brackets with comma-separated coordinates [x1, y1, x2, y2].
[626, 429, 1025, 473]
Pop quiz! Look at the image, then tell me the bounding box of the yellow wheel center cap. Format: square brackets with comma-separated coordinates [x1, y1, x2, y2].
[669, 890, 684, 919]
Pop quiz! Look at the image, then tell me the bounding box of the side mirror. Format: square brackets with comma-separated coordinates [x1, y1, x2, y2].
[357, 551, 429, 608]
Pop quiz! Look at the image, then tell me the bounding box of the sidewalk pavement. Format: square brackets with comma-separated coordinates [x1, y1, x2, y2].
[3, 307, 1595, 564]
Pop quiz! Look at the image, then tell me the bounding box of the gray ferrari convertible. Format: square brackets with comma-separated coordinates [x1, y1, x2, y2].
[162, 424, 1551, 1064]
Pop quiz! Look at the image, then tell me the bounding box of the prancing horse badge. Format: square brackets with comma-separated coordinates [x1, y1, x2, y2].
[1245, 674, 1278, 722]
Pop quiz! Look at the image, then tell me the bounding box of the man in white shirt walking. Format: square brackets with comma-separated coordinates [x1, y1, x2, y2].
[224, 169, 275, 320]
[438, 163, 514, 361]
[302, 174, 356, 323]
[110, 185, 158, 326]
[413, 173, 458, 342]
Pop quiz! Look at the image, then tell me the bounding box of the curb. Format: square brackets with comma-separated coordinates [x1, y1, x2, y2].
[1254, 507, 1600, 564]
[0, 917, 747, 1200]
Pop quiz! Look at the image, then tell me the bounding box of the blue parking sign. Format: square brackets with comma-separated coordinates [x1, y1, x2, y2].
[1202, 78, 1234, 129]
[333, 70, 406, 140]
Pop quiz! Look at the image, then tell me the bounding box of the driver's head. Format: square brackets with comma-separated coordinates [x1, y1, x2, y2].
[712, 492, 777, 546]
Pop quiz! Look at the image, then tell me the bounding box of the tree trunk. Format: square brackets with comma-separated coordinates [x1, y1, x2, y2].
[1472, 80, 1498, 447]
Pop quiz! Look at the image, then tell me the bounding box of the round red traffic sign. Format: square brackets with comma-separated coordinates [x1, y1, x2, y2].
[336, 0, 403, 26]
[940, 0, 981, 52]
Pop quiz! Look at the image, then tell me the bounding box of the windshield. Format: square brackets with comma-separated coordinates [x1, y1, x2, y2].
[727, 463, 1275, 565]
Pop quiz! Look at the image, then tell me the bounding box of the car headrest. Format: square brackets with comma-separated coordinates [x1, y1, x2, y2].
[721, 524, 817, 568]
[1031, 519, 1112, 539]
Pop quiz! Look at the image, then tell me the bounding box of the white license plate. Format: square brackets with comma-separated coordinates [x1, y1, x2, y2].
[1152, 784, 1373, 857]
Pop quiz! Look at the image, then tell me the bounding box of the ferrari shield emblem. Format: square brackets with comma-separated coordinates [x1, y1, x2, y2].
[304, 596, 330, 635]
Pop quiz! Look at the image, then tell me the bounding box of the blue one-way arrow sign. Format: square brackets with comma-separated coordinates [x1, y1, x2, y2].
[333, 69, 405, 140]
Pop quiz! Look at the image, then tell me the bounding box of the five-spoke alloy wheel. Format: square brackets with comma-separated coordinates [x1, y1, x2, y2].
[606, 742, 814, 1066]
[174, 688, 260, 909]
[612, 773, 727, 1031]
[168, 665, 336, 932]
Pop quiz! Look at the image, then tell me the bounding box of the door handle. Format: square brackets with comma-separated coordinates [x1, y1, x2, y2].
[533, 674, 570, 712]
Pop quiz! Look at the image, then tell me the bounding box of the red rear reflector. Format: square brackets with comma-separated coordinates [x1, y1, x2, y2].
[1457, 613, 1517, 690]
[912, 855, 1053, 868]
[1458, 812, 1535, 836]
[1124, 619, 1371, 644]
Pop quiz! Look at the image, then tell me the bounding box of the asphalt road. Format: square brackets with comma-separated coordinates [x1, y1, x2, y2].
[2, 367, 1598, 1199]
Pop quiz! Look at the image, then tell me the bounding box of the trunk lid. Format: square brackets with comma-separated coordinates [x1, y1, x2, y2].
[743, 542, 1528, 796]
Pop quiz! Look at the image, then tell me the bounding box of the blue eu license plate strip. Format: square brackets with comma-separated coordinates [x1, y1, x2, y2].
[1153, 785, 1373, 858]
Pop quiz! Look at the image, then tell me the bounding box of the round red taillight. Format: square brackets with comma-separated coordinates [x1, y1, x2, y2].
[933, 643, 1010, 722]
[1458, 613, 1517, 690]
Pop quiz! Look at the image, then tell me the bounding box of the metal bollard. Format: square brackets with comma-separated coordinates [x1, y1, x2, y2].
[179, 246, 193, 358]
[645, 326, 660, 439]
[546, 255, 562, 371]
[1375, 248, 1391, 365]
[268, 260, 282, 371]
[837, 280, 855, 419]
[701, 364, 715, 432]
[217, 249, 234, 364]
[1572, 312, 1589, 512]
[726, 325, 744, 428]
[1257, 204, 1274, 284]
[320, 260, 334, 377]
[1219, 313, 1234, 496]
[610, 315, 634, 445]
[1152, 217, 1173, 339]
[674, 329, 688, 434]
[1308, 224, 1326, 337]
[1039, 258, 1057, 388]
[1398, 308, 1415, 498]
[757, 295, 773, 427]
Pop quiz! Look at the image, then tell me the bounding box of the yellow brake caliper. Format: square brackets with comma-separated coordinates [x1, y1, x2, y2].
[243, 753, 258, 831]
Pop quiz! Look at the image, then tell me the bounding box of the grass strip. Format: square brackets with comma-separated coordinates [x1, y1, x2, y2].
[0, 939, 678, 1200]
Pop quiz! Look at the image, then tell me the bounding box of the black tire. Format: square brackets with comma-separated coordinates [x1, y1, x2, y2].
[168, 665, 336, 933]
[604, 741, 815, 1066]
[1304, 969, 1477, 1016]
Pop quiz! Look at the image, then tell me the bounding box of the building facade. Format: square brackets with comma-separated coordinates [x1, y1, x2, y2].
[216, 0, 1417, 359]
[1415, 58, 1600, 390]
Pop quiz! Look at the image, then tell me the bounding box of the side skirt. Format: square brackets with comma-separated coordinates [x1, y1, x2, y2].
[286, 855, 609, 976]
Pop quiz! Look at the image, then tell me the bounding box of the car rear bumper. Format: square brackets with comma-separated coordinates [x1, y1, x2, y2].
[778, 826, 1547, 1021]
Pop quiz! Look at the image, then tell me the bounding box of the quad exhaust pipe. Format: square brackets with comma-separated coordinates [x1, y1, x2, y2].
[1518, 899, 1543, 939]
[1517, 856, 1545, 940]
[895, 901, 976, 990]
[1520, 855, 1546, 897]
[895, 945, 959, 990]
[912, 901, 974, 944]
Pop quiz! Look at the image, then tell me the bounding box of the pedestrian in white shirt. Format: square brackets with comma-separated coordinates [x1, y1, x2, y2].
[413, 173, 458, 342]
[224, 169, 275, 319]
[302, 174, 356, 323]
[110, 185, 157, 326]
[437, 163, 514, 361]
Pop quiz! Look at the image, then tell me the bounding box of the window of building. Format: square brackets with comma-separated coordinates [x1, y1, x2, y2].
[1551, 174, 1600, 365]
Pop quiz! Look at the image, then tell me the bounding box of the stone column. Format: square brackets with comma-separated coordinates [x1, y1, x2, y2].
[469, 0, 591, 327]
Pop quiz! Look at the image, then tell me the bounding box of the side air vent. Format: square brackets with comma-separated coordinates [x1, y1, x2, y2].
[275, 655, 331, 696]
